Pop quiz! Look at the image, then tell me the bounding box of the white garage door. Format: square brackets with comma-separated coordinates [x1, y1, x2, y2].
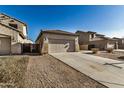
[49, 39, 75, 53]
[0, 37, 11, 54]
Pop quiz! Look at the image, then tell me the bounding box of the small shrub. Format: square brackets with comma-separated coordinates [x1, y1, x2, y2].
[91, 48, 99, 54]
[106, 48, 113, 53]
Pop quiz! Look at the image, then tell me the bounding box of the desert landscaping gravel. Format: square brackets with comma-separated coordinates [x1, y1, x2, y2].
[24, 55, 106, 88]
[0, 55, 106, 88]
[92, 51, 124, 61]
[0, 56, 29, 88]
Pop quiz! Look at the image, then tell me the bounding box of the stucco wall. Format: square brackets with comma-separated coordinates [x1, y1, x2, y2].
[118, 44, 124, 49]
[80, 45, 88, 50]
[0, 23, 25, 44]
[0, 14, 26, 33]
[89, 40, 107, 50]
[76, 31, 117, 50]
[0, 36, 11, 54]
[11, 43, 22, 54]
[76, 32, 90, 44]
[76, 32, 107, 50]
[89, 40, 116, 50]
[36, 33, 79, 54]
[0, 24, 19, 42]
[0, 24, 24, 54]
[107, 40, 118, 49]
[35, 34, 44, 54]
[117, 39, 124, 49]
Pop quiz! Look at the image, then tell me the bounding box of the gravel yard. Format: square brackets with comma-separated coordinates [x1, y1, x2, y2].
[24, 55, 106, 88]
[0, 56, 29, 88]
[91, 51, 124, 61]
[0, 55, 106, 88]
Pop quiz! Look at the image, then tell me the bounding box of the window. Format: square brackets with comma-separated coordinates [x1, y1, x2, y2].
[9, 23, 18, 29]
[91, 34, 95, 38]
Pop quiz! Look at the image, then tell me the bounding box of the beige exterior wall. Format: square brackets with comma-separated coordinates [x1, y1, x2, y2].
[76, 31, 117, 50]
[0, 24, 26, 43]
[0, 14, 33, 54]
[107, 40, 116, 49]
[0, 37, 11, 54]
[0, 24, 25, 54]
[17, 34, 25, 43]
[79, 45, 88, 50]
[90, 37, 104, 41]
[0, 23, 26, 43]
[0, 14, 27, 35]
[35, 34, 44, 54]
[118, 44, 124, 49]
[46, 33, 79, 53]
[117, 39, 124, 49]
[89, 40, 116, 50]
[0, 24, 19, 42]
[76, 31, 104, 45]
[36, 33, 79, 54]
[11, 43, 22, 54]
[75, 37, 80, 52]
[76, 32, 90, 44]
[22, 25, 27, 37]
[42, 36, 49, 54]
[89, 40, 107, 50]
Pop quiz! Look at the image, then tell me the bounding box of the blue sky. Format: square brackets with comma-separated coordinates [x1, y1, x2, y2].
[0, 5, 124, 41]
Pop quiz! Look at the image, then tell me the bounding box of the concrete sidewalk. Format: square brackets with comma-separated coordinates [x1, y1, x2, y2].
[114, 49, 124, 53]
[50, 52, 124, 88]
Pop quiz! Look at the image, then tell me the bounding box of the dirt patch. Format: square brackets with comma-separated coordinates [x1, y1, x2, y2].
[24, 55, 106, 88]
[0, 56, 29, 88]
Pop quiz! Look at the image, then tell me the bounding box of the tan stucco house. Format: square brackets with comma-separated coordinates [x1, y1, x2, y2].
[76, 31, 118, 50]
[35, 30, 79, 54]
[113, 37, 124, 49]
[0, 13, 33, 54]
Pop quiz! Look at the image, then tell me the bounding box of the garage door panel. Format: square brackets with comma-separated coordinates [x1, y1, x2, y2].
[0, 37, 11, 54]
[49, 39, 75, 53]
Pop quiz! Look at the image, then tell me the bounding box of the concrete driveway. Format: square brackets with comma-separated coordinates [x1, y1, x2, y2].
[50, 52, 124, 88]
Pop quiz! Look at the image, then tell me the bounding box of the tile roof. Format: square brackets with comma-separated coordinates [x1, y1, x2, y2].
[76, 30, 96, 34]
[35, 30, 78, 42]
[42, 30, 77, 35]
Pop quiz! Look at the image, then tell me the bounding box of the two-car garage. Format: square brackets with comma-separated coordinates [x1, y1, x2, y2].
[49, 39, 75, 53]
[35, 30, 79, 54]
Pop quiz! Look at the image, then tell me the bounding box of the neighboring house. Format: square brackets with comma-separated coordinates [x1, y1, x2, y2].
[35, 30, 79, 54]
[76, 31, 118, 50]
[113, 37, 124, 49]
[0, 13, 33, 54]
